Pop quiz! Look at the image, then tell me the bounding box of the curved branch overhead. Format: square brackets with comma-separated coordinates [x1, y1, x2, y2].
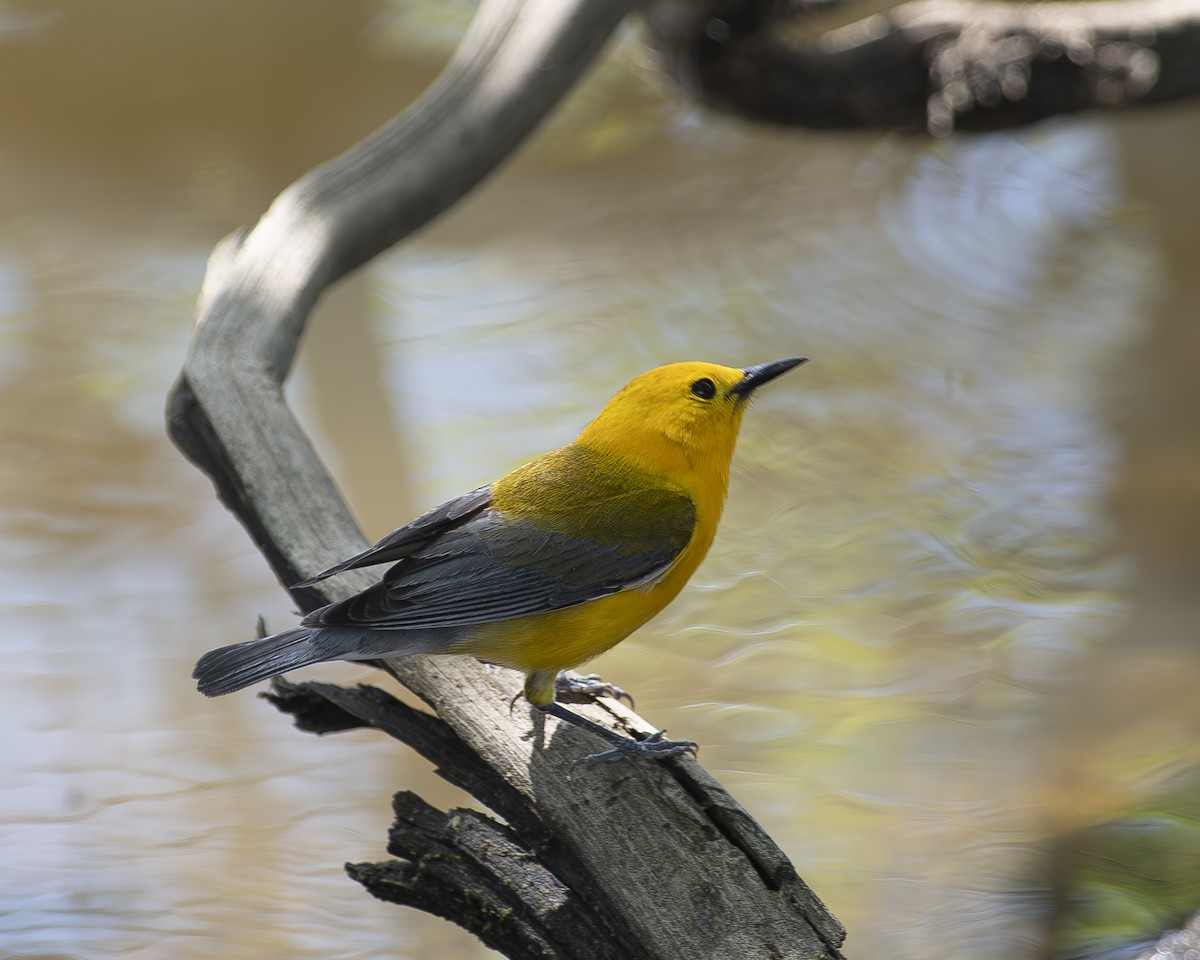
[166, 0, 843, 956]
[166, 0, 1200, 951]
[645, 0, 1200, 133]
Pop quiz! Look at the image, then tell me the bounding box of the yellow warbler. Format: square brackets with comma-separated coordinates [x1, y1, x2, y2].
[194, 358, 805, 765]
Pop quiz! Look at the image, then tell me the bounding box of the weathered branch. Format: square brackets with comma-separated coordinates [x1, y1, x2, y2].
[264, 678, 843, 957]
[168, 0, 843, 957]
[355, 792, 628, 960]
[270, 681, 651, 960]
[646, 0, 1200, 133]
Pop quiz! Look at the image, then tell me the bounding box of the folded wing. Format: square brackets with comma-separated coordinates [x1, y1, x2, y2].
[302, 484, 696, 631]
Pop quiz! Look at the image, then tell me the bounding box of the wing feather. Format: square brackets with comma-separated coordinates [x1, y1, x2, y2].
[294, 485, 493, 587]
[302, 486, 697, 631]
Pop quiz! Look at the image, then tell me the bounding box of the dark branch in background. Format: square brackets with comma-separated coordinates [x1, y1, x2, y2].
[645, 0, 1200, 133]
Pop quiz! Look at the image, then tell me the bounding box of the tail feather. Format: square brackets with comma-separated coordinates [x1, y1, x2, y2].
[193, 625, 454, 697]
[193, 627, 323, 697]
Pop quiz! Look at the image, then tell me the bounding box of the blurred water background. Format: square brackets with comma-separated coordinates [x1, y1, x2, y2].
[3, 3, 1200, 958]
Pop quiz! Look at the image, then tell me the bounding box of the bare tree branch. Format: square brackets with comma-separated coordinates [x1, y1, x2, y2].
[270, 680, 657, 960]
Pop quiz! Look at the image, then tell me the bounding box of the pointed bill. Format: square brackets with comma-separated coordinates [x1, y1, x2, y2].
[731, 357, 808, 399]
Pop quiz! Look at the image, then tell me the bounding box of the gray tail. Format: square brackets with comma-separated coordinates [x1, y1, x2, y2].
[193, 627, 322, 697]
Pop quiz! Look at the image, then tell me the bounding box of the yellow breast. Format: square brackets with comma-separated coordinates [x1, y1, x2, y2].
[458, 517, 716, 676]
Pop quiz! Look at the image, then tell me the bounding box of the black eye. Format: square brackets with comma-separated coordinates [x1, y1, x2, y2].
[690, 377, 716, 400]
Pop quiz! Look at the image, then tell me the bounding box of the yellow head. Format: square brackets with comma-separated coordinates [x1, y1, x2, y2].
[575, 358, 806, 494]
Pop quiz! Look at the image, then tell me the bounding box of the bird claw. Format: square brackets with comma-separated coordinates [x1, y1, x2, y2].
[555, 671, 635, 708]
[568, 729, 698, 778]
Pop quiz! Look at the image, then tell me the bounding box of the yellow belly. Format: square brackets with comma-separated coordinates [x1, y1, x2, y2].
[453, 529, 710, 679]
[456, 577, 675, 674]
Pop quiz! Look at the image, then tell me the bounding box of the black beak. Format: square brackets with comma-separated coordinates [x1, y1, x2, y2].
[731, 357, 808, 400]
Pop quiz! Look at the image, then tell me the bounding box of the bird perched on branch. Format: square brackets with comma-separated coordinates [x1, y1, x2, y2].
[194, 357, 806, 767]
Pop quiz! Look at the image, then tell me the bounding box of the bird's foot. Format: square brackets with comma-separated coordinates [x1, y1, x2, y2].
[569, 729, 697, 778]
[554, 671, 634, 707]
[538, 697, 697, 777]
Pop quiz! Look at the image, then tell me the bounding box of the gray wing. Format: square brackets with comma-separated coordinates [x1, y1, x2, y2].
[294, 485, 493, 587]
[301, 491, 697, 631]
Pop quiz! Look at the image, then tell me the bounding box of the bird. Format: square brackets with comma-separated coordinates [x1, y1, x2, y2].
[193, 357, 806, 766]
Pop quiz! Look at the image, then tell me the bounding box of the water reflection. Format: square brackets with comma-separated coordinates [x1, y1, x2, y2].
[2, 6, 1198, 960]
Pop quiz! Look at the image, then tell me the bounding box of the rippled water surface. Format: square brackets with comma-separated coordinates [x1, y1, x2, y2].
[4, 4, 1200, 959]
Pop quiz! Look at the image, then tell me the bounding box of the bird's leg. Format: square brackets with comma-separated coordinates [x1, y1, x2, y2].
[509, 670, 633, 709]
[554, 670, 635, 707]
[539, 701, 697, 776]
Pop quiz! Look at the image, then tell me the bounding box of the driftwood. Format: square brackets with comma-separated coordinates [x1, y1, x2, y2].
[167, 0, 844, 957]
